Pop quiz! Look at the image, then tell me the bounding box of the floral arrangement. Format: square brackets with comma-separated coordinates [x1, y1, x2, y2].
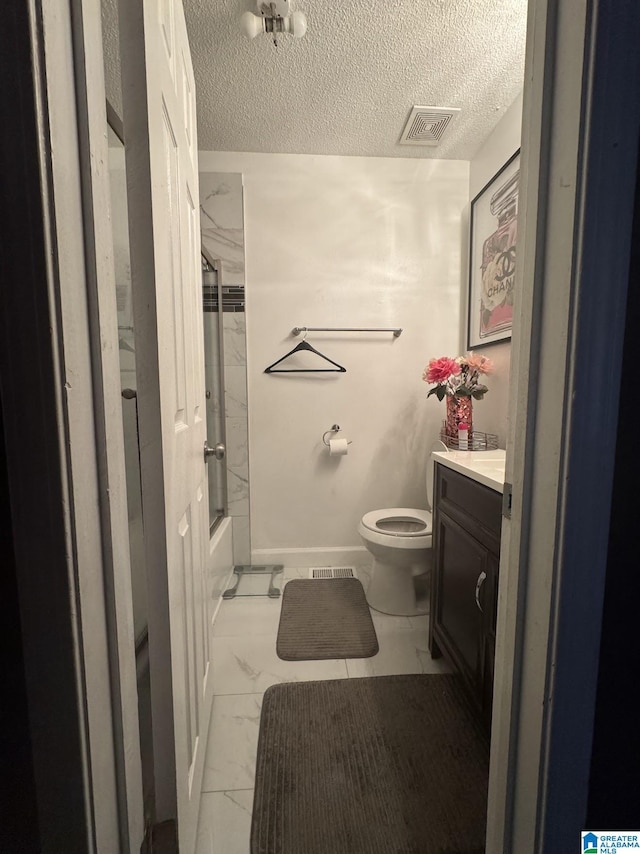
[423, 353, 494, 401]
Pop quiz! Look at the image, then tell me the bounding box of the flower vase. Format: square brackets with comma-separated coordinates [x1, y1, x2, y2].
[445, 395, 473, 446]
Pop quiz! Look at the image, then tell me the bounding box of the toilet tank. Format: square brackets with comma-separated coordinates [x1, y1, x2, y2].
[426, 462, 434, 510]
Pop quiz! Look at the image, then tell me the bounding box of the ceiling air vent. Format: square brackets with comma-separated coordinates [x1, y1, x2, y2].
[399, 106, 460, 147]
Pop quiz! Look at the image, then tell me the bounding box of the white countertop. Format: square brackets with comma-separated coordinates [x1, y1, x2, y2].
[431, 449, 506, 494]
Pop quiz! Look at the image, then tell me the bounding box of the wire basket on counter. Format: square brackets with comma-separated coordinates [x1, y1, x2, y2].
[440, 423, 499, 451]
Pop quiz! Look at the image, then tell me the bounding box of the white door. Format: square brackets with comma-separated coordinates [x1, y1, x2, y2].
[118, 1, 211, 851]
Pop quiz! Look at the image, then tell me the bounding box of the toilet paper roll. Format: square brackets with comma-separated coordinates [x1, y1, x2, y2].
[329, 437, 349, 456]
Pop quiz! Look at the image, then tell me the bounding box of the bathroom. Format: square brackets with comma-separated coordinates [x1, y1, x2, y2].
[195, 91, 521, 592]
[103, 0, 522, 850]
[4, 0, 638, 849]
[192, 135, 521, 850]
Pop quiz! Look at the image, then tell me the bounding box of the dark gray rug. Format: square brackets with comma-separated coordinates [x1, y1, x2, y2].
[251, 674, 489, 854]
[276, 578, 378, 661]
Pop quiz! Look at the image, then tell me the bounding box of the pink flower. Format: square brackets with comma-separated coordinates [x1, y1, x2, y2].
[461, 352, 494, 374]
[424, 356, 461, 384]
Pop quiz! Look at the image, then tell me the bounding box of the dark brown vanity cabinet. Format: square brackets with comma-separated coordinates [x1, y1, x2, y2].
[429, 463, 502, 730]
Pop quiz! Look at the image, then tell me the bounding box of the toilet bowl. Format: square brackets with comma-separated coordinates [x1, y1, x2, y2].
[358, 443, 445, 616]
[358, 509, 432, 616]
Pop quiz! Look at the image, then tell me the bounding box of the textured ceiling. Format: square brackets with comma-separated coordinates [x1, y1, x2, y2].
[102, 0, 527, 160]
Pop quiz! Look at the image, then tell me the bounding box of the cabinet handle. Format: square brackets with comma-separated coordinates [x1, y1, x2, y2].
[475, 571, 487, 613]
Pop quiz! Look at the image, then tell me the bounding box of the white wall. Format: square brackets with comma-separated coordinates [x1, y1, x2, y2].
[467, 92, 523, 445]
[199, 151, 468, 559]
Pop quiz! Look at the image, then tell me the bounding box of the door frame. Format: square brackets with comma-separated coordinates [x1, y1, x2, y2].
[0, 2, 100, 849]
[489, 0, 640, 851]
[0, 0, 143, 850]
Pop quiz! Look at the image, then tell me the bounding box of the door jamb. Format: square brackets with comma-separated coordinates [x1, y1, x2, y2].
[489, 0, 640, 851]
[0, 2, 97, 847]
[0, 0, 137, 849]
[8, 0, 147, 850]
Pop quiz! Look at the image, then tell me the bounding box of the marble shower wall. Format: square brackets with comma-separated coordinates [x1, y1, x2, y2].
[200, 172, 250, 566]
[201, 172, 245, 285]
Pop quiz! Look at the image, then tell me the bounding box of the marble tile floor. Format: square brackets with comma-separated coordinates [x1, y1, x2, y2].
[195, 566, 450, 854]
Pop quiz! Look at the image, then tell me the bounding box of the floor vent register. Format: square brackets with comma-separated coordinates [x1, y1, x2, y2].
[308, 566, 357, 580]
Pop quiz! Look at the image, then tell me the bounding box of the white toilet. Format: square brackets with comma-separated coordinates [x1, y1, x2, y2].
[358, 449, 441, 616]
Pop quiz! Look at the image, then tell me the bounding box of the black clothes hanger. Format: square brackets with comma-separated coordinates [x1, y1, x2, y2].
[264, 339, 346, 373]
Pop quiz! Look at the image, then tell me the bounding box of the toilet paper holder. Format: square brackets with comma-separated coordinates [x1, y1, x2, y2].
[322, 424, 353, 446]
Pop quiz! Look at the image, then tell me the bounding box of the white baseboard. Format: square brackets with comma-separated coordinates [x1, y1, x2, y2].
[251, 545, 369, 568]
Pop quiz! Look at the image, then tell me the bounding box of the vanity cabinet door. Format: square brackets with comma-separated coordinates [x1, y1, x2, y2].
[432, 509, 489, 706]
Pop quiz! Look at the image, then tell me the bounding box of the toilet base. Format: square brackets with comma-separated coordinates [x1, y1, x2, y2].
[366, 558, 430, 617]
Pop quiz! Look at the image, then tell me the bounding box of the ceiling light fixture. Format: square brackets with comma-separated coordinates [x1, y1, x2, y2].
[241, 1, 307, 48]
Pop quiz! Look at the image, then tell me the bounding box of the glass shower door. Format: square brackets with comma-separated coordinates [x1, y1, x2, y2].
[202, 251, 228, 531]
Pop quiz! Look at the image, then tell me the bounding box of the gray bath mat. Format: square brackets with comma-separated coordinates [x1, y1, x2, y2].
[251, 674, 489, 854]
[276, 578, 378, 661]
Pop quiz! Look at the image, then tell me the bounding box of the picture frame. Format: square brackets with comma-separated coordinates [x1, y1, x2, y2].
[467, 149, 520, 350]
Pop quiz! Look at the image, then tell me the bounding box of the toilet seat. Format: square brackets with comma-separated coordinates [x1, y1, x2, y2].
[361, 508, 432, 538]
